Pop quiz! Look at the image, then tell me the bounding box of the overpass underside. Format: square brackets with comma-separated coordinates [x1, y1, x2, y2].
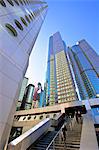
[8, 98, 99, 150]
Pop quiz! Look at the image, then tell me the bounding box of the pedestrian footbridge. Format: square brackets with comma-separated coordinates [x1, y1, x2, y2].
[8, 110, 99, 150]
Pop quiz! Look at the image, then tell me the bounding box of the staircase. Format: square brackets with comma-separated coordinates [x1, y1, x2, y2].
[48, 121, 82, 150]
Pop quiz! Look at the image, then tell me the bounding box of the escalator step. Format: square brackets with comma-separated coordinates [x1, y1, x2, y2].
[29, 146, 46, 150]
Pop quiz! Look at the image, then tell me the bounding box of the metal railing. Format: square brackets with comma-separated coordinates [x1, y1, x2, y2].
[46, 117, 73, 150]
[8, 118, 51, 150]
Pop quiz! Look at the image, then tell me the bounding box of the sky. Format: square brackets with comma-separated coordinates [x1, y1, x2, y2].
[26, 0, 99, 87]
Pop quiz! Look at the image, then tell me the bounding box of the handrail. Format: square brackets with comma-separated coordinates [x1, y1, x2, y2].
[46, 124, 64, 150]
[46, 117, 72, 150]
[8, 118, 51, 150]
[10, 118, 50, 146]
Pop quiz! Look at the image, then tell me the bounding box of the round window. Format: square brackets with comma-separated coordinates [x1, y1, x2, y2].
[14, 0, 19, 5]
[31, 13, 35, 19]
[23, 0, 26, 5]
[14, 19, 23, 30]
[19, 0, 23, 5]
[23, 117, 26, 120]
[53, 114, 56, 118]
[46, 115, 50, 118]
[29, 14, 33, 20]
[7, 0, 14, 6]
[0, 0, 6, 7]
[39, 115, 43, 120]
[20, 17, 27, 26]
[31, 13, 33, 17]
[5, 23, 17, 37]
[25, 15, 30, 23]
[28, 116, 31, 120]
[34, 116, 36, 119]
[16, 116, 20, 121]
[26, 0, 29, 4]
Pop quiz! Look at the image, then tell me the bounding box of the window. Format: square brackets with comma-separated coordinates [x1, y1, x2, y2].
[14, 0, 19, 5]
[53, 114, 56, 118]
[34, 116, 36, 119]
[25, 15, 30, 23]
[31, 12, 35, 18]
[27, 116, 31, 120]
[14, 19, 23, 30]
[46, 115, 50, 118]
[29, 14, 33, 20]
[39, 115, 43, 120]
[19, 0, 23, 5]
[23, 117, 26, 120]
[7, 0, 14, 6]
[20, 17, 27, 26]
[23, 0, 26, 5]
[25, 0, 28, 4]
[17, 116, 20, 121]
[5, 23, 17, 37]
[0, 0, 6, 7]
[26, 0, 29, 4]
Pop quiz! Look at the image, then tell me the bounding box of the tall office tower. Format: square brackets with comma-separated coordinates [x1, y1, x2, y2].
[24, 84, 35, 109]
[0, 1, 48, 149]
[39, 90, 45, 107]
[46, 32, 77, 106]
[32, 82, 42, 108]
[16, 77, 28, 110]
[68, 39, 99, 100]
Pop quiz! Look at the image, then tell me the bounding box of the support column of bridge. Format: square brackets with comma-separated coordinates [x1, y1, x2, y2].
[80, 100, 98, 150]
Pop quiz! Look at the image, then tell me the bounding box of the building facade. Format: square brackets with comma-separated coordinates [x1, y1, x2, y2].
[46, 32, 77, 106]
[16, 77, 28, 110]
[25, 84, 35, 109]
[39, 90, 45, 107]
[0, 0, 48, 149]
[68, 39, 99, 100]
[20, 84, 35, 110]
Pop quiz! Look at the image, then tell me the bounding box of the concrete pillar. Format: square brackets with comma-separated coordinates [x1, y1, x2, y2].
[84, 99, 91, 111]
[80, 111, 98, 150]
[61, 108, 65, 113]
[0, 83, 23, 149]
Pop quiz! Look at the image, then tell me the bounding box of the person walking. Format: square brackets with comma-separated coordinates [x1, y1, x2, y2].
[61, 127, 64, 142]
[78, 111, 82, 123]
[75, 111, 79, 123]
[62, 125, 67, 141]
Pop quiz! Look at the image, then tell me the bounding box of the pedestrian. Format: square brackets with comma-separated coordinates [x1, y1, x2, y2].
[78, 111, 82, 123]
[61, 127, 64, 141]
[75, 111, 79, 123]
[62, 125, 67, 141]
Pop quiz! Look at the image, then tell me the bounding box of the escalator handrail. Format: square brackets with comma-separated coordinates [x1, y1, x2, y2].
[46, 117, 72, 150]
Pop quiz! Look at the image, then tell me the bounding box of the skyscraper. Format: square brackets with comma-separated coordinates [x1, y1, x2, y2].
[24, 84, 35, 110]
[0, 1, 48, 149]
[20, 84, 35, 110]
[16, 77, 28, 110]
[68, 39, 99, 100]
[46, 32, 77, 106]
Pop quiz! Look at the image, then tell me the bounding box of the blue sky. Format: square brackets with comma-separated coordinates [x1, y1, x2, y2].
[26, 0, 99, 87]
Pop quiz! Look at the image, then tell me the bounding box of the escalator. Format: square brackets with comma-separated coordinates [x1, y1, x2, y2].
[27, 131, 57, 150]
[27, 117, 82, 150]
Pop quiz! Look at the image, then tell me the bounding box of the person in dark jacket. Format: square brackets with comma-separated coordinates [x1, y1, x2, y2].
[75, 111, 79, 123]
[62, 125, 67, 141]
